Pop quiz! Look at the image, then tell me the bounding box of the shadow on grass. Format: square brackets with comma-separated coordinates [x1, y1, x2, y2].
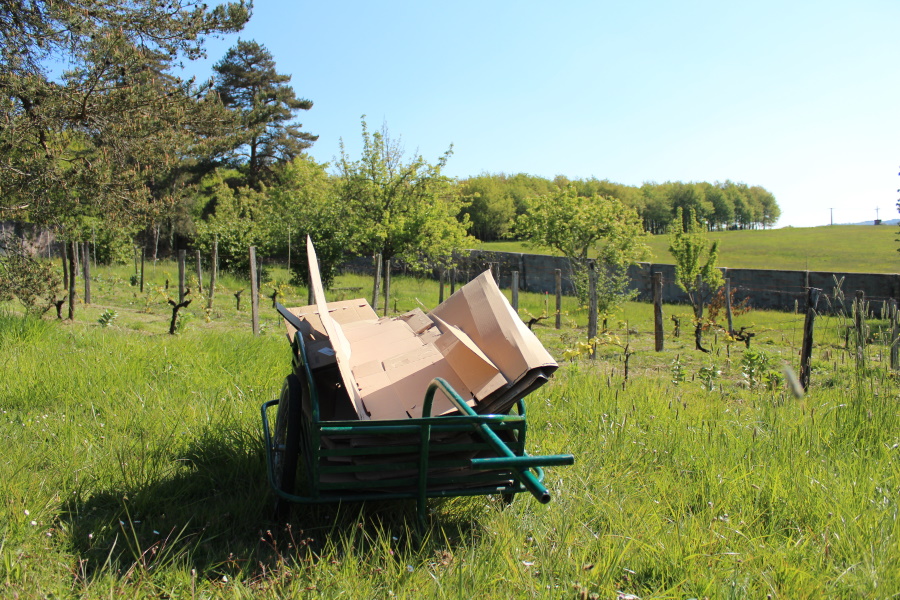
[59, 424, 490, 582]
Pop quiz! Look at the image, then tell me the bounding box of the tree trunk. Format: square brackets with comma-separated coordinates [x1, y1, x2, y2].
[67, 241, 77, 320]
[693, 277, 709, 352]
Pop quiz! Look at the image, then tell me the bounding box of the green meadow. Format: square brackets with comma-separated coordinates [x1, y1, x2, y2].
[1, 261, 899, 598]
[482, 224, 900, 274]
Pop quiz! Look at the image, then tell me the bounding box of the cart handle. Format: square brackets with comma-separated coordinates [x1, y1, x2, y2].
[275, 302, 306, 336]
[421, 378, 573, 505]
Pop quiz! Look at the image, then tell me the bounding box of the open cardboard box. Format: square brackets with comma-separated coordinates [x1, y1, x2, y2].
[281, 237, 558, 421]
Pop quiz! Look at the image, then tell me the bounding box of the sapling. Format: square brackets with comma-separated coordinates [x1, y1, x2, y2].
[669, 207, 724, 353]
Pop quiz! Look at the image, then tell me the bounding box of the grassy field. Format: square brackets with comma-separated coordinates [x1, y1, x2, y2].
[2, 263, 899, 598]
[481, 224, 900, 273]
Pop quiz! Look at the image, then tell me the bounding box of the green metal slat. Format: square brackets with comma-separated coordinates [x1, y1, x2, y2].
[319, 441, 525, 458]
[471, 455, 575, 469]
[264, 329, 572, 528]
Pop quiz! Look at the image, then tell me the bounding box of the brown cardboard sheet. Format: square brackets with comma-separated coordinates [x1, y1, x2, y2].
[429, 269, 557, 385]
[306, 237, 367, 419]
[284, 239, 558, 425]
[283, 299, 378, 370]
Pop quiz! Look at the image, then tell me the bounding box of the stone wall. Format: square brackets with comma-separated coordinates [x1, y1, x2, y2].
[355, 249, 900, 316]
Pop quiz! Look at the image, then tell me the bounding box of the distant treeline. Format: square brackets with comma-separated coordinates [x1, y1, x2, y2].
[456, 174, 780, 241]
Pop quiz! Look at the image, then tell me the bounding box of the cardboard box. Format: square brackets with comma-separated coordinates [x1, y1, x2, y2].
[282, 237, 558, 421]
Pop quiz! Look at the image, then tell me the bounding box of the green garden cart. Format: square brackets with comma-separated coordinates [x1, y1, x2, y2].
[261, 305, 574, 528]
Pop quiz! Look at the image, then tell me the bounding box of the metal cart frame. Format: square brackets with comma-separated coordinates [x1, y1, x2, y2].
[261, 310, 573, 529]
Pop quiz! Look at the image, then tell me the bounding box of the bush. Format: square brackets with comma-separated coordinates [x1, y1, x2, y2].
[0, 236, 62, 313]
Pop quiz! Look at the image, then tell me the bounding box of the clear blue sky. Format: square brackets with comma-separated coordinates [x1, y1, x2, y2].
[186, 0, 900, 228]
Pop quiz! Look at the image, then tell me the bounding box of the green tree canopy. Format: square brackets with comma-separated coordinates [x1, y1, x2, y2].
[213, 39, 317, 190]
[336, 117, 473, 271]
[0, 0, 249, 226]
[266, 155, 350, 288]
[668, 207, 724, 351]
[517, 186, 650, 316]
[193, 171, 270, 272]
[456, 174, 517, 241]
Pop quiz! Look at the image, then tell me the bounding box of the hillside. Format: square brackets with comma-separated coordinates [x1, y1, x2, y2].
[480, 224, 900, 274]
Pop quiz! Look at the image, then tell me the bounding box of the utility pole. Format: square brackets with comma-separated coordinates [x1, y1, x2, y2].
[828, 207, 834, 226]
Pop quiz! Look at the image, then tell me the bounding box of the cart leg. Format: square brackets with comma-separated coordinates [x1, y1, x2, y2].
[273, 374, 303, 520]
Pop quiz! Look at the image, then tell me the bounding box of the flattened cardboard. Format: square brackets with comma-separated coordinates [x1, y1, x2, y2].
[283, 299, 378, 370]
[284, 241, 558, 427]
[355, 346, 469, 419]
[429, 270, 557, 383]
[396, 308, 435, 335]
[431, 316, 508, 400]
[307, 237, 367, 419]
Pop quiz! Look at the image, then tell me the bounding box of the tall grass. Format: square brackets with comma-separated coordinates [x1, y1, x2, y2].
[1, 265, 898, 597]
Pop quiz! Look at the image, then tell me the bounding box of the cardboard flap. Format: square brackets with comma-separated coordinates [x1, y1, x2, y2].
[396, 308, 436, 334]
[429, 270, 557, 383]
[307, 237, 368, 419]
[431, 315, 508, 400]
[282, 299, 378, 371]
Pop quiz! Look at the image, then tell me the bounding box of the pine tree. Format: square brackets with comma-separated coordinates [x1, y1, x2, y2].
[213, 40, 317, 189]
[0, 0, 250, 225]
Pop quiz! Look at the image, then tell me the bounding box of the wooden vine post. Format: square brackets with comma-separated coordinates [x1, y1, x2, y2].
[208, 237, 218, 309]
[854, 290, 866, 366]
[383, 260, 391, 317]
[799, 287, 821, 392]
[555, 269, 562, 330]
[177, 249, 186, 304]
[250, 246, 259, 336]
[653, 272, 664, 352]
[62, 244, 69, 291]
[588, 262, 598, 359]
[724, 278, 734, 336]
[196, 250, 203, 295]
[67, 240, 77, 320]
[372, 253, 382, 312]
[82, 241, 91, 305]
[511, 271, 519, 312]
[891, 299, 899, 371]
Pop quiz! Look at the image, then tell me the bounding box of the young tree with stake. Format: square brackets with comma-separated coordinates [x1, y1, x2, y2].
[668, 207, 724, 352]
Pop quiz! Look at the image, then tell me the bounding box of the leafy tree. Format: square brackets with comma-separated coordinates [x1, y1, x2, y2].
[266, 155, 350, 289]
[456, 174, 517, 241]
[336, 117, 473, 271]
[666, 182, 712, 230]
[0, 235, 63, 314]
[504, 173, 559, 216]
[639, 183, 674, 234]
[193, 172, 270, 272]
[517, 186, 650, 319]
[573, 178, 645, 212]
[749, 185, 780, 228]
[725, 182, 755, 230]
[0, 0, 249, 225]
[213, 40, 317, 190]
[668, 207, 724, 352]
[701, 182, 734, 231]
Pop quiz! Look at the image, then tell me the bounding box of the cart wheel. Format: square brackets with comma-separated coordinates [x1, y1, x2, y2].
[273, 374, 303, 520]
